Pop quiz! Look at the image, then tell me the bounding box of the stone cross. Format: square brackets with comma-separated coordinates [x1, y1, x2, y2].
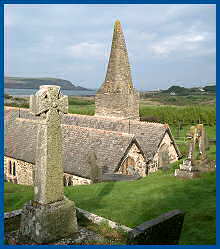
[20, 85, 78, 243]
[30, 85, 68, 204]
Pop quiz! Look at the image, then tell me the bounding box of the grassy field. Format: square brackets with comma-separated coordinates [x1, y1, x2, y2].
[140, 94, 216, 106]
[4, 169, 216, 245]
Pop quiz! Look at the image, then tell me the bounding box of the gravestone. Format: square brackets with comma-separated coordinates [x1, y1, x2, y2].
[196, 124, 213, 171]
[127, 209, 185, 245]
[20, 85, 78, 243]
[88, 151, 102, 183]
[175, 124, 213, 178]
[175, 126, 200, 178]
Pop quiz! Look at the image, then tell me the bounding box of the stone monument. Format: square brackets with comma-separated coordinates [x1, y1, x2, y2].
[174, 124, 212, 178]
[88, 151, 102, 183]
[20, 85, 78, 243]
[95, 20, 140, 120]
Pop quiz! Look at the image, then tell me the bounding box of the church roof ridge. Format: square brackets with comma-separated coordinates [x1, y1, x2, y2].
[62, 123, 134, 138]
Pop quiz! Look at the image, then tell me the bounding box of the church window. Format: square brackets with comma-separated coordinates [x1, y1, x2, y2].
[9, 161, 12, 175]
[68, 177, 72, 186]
[13, 162, 16, 176]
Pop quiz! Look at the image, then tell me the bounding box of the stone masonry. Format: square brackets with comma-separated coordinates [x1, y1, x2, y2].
[95, 20, 139, 120]
[117, 143, 147, 177]
[20, 85, 78, 243]
[4, 156, 91, 186]
[4, 156, 33, 185]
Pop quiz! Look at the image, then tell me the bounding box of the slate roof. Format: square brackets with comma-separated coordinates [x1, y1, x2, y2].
[4, 112, 143, 178]
[4, 107, 181, 163]
[62, 113, 181, 160]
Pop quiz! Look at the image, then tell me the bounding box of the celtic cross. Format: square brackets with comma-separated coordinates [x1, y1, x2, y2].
[30, 85, 68, 121]
[30, 85, 68, 204]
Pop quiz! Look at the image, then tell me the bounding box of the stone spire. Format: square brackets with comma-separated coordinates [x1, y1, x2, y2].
[95, 20, 139, 120]
[98, 20, 134, 94]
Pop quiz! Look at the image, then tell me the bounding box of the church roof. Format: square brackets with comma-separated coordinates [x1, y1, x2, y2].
[63, 112, 181, 160]
[4, 109, 144, 178]
[4, 107, 181, 163]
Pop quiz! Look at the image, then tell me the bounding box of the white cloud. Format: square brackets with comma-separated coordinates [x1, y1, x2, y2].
[151, 33, 207, 56]
[67, 42, 107, 60]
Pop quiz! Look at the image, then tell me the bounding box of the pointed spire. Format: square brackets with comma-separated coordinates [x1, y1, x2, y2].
[98, 20, 134, 94]
[95, 20, 140, 120]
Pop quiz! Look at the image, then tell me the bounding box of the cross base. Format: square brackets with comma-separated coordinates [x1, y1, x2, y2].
[20, 197, 78, 243]
[174, 169, 200, 179]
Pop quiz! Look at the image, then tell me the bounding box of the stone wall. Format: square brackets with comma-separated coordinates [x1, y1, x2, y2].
[63, 172, 92, 186]
[149, 132, 179, 173]
[4, 156, 33, 185]
[4, 156, 92, 186]
[117, 143, 147, 177]
[95, 91, 140, 120]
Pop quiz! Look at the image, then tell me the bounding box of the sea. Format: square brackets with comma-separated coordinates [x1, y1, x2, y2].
[4, 88, 97, 97]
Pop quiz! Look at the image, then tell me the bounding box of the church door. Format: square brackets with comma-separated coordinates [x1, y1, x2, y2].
[158, 144, 170, 168]
[120, 157, 135, 175]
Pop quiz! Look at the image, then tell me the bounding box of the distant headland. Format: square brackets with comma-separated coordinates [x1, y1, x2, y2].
[4, 76, 91, 91]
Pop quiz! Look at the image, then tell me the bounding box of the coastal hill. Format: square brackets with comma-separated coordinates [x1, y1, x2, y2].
[4, 77, 89, 91]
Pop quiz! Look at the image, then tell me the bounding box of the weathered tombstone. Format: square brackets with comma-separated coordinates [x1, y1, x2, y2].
[175, 126, 200, 178]
[127, 209, 185, 245]
[175, 124, 214, 178]
[88, 151, 102, 183]
[197, 124, 214, 171]
[20, 85, 78, 243]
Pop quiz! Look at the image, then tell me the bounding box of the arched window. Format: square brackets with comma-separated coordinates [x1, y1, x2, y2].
[13, 162, 16, 176]
[158, 143, 170, 168]
[68, 177, 72, 186]
[9, 161, 12, 175]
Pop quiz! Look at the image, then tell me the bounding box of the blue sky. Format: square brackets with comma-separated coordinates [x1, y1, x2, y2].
[4, 4, 216, 90]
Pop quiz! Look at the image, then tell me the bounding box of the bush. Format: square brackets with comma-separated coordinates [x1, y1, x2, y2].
[140, 106, 215, 126]
[4, 93, 13, 99]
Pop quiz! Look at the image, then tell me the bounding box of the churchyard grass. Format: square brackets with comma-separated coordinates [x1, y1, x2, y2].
[4, 183, 34, 212]
[4, 170, 216, 245]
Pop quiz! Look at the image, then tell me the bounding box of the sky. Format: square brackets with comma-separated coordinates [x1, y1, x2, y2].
[4, 4, 216, 91]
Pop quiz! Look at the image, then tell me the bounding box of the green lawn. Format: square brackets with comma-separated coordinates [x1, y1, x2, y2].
[4, 170, 216, 245]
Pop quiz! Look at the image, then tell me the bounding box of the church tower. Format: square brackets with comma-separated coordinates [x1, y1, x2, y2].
[95, 20, 140, 120]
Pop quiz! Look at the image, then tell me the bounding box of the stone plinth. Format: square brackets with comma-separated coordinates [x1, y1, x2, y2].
[20, 198, 78, 243]
[174, 159, 200, 179]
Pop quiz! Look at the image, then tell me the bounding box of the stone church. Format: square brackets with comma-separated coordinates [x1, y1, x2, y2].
[4, 20, 181, 186]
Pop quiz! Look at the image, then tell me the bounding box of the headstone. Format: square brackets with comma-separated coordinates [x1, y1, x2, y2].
[88, 151, 102, 183]
[175, 126, 200, 178]
[127, 209, 185, 245]
[20, 85, 78, 243]
[175, 124, 214, 178]
[197, 124, 214, 171]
